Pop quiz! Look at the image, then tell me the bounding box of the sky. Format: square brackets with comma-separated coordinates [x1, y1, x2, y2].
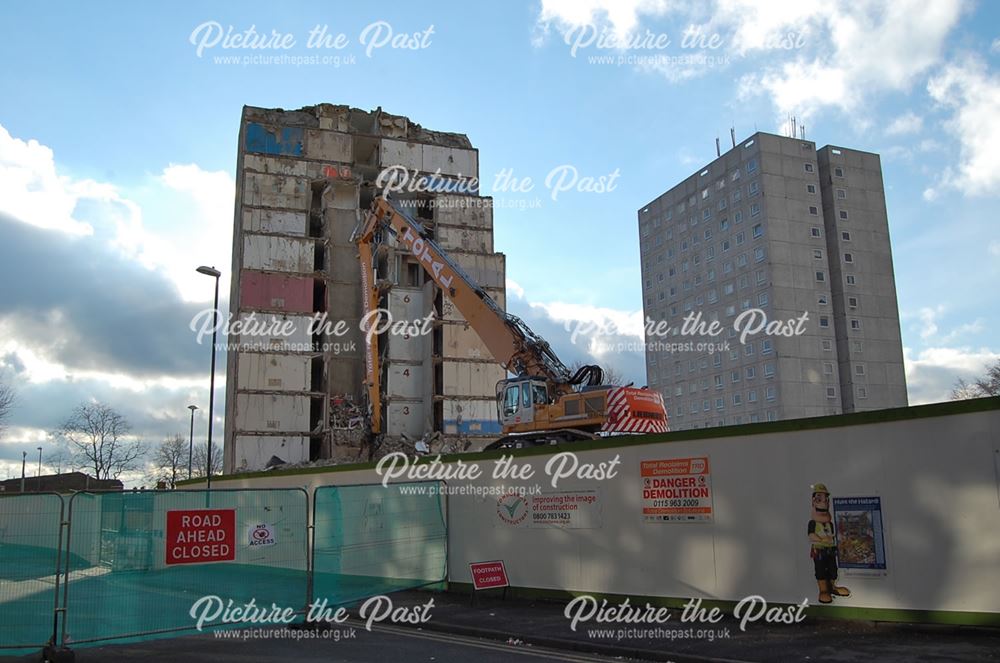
[0, 0, 998, 481]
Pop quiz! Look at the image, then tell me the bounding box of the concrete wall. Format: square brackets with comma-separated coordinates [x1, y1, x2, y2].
[195, 400, 1000, 619]
[638, 132, 907, 431]
[817, 146, 907, 413]
[226, 105, 505, 470]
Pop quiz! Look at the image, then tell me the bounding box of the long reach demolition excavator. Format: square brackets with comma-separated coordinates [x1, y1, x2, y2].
[352, 196, 668, 449]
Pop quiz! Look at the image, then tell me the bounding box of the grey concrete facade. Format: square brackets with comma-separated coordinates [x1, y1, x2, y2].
[638, 132, 907, 430]
[223, 105, 505, 473]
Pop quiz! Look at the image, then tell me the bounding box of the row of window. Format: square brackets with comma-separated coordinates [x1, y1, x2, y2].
[812, 270, 861, 289]
[639, 155, 847, 233]
[809, 228, 854, 242]
[649, 323, 868, 377]
[668, 385, 779, 416]
[647, 222, 766, 272]
[650, 338, 775, 371]
[644, 269, 770, 324]
[810, 248, 857, 263]
[646, 256, 769, 310]
[642, 183, 763, 243]
[643, 201, 763, 254]
[807, 203, 850, 220]
[657, 362, 778, 391]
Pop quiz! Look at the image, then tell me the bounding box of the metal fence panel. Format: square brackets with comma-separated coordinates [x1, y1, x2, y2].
[0, 493, 64, 651]
[312, 481, 447, 605]
[61, 489, 309, 646]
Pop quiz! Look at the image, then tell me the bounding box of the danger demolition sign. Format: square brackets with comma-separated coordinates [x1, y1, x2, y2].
[165, 509, 236, 565]
[641, 456, 714, 523]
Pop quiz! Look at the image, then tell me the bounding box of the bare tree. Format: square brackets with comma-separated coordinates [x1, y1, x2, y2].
[0, 380, 14, 440]
[601, 365, 625, 386]
[56, 403, 144, 480]
[950, 360, 1000, 400]
[46, 441, 76, 475]
[191, 441, 223, 478]
[150, 435, 187, 488]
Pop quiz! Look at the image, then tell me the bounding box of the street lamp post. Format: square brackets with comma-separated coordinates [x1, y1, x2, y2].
[20, 451, 26, 493]
[187, 405, 198, 480]
[196, 265, 222, 491]
[36, 447, 42, 490]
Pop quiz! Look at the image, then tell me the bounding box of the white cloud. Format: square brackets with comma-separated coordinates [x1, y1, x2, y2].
[913, 305, 944, 341]
[536, 0, 967, 125]
[505, 279, 647, 382]
[904, 346, 1000, 404]
[536, 0, 675, 42]
[157, 164, 235, 301]
[529, 300, 645, 342]
[0, 123, 234, 302]
[0, 336, 210, 391]
[535, 1, 728, 83]
[992, 38, 1000, 54]
[0, 124, 95, 235]
[506, 278, 525, 299]
[738, 0, 966, 124]
[903, 306, 984, 344]
[886, 111, 924, 136]
[926, 57, 1000, 197]
[1, 426, 49, 444]
[989, 241, 1000, 257]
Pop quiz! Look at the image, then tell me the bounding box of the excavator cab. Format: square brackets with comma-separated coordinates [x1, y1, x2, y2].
[497, 378, 549, 427]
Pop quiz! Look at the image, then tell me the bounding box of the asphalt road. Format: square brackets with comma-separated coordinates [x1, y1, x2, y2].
[1, 624, 648, 663]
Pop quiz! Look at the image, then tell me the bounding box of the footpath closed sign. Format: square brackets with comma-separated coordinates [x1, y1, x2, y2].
[641, 456, 714, 523]
[469, 560, 509, 590]
[166, 509, 236, 565]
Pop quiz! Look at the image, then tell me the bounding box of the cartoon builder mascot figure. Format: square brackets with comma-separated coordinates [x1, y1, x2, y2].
[807, 483, 851, 604]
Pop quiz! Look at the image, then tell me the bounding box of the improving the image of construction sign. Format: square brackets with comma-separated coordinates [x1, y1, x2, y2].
[641, 456, 713, 523]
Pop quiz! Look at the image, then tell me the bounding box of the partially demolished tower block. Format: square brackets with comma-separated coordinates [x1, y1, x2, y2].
[223, 104, 506, 473]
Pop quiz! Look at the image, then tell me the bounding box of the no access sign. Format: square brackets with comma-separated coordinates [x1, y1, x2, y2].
[165, 509, 236, 565]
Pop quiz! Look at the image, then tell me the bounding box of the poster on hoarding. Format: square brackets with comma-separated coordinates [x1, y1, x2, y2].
[641, 456, 713, 523]
[495, 490, 602, 529]
[832, 496, 887, 571]
[530, 490, 602, 528]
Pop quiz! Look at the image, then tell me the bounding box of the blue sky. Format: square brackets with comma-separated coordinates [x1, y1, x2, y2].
[1, 0, 998, 479]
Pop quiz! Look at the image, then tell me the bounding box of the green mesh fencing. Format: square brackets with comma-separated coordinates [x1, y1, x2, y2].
[61, 489, 309, 646]
[312, 481, 447, 606]
[0, 493, 64, 651]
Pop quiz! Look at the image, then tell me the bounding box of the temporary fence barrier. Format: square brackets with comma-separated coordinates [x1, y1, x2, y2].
[312, 481, 448, 606]
[60, 488, 309, 646]
[0, 493, 65, 651]
[0, 481, 447, 652]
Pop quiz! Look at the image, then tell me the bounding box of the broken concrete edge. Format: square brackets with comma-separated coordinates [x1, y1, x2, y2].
[242, 104, 473, 149]
[178, 396, 1000, 486]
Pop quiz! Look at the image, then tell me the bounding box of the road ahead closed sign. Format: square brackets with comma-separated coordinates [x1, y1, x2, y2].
[166, 509, 236, 565]
[641, 456, 713, 523]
